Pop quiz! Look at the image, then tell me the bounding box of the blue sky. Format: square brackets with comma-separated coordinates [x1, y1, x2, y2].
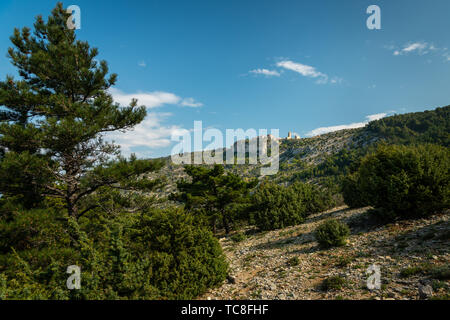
[1, 0, 450, 158]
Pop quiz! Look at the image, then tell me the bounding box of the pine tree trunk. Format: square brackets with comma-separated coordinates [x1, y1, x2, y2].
[66, 192, 78, 218]
[212, 218, 217, 235]
[67, 199, 76, 218]
[223, 216, 230, 234]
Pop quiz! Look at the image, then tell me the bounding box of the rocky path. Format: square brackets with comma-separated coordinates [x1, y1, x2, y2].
[201, 206, 450, 300]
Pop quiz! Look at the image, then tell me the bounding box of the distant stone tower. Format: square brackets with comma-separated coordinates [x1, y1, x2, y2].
[287, 131, 292, 139]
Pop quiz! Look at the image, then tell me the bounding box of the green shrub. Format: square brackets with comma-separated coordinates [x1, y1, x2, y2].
[0, 208, 69, 254]
[287, 256, 300, 266]
[431, 280, 447, 291]
[230, 232, 247, 243]
[430, 265, 450, 280]
[315, 219, 350, 248]
[320, 276, 347, 291]
[290, 182, 336, 214]
[344, 144, 449, 219]
[250, 182, 334, 231]
[250, 183, 307, 231]
[124, 208, 229, 299]
[341, 173, 369, 208]
[0, 207, 228, 300]
[399, 266, 424, 278]
[335, 255, 353, 267]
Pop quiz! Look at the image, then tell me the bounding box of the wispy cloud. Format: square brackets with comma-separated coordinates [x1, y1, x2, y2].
[305, 113, 388, 137]
[276, 60, 324, 78]
[443, 50, 450, 61]
[276, 60, 328, 83]
[109, 88, 202, 108]
[391, 42, 437, 56]
[180, 97, 203, 107]
[138, 61, 147, 67]
[388, 41, 450, 62]
[107, 88, 202, 156]
[249, 68, 280, 77]
[106, 112, 185, 157]
[366, 113, 387, 121]
[275, 60, 341, 85]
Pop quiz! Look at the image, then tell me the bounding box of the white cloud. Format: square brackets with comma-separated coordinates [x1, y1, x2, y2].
[106, 112, 185, 157]
[305, 113, 388, 137]
[392, 42, 433, 56]
[109, 88, 202, 108]
[276, 60, 335, 84]
[330, 77, 343, 85]
[180, 97, 203, 107]
[366, 113, 387, 121]
[106, 88, 202, 157]
[443, 51, 450, 61]
[390, 42, 450, 62]
[276, 60, 325, 78]
[138, 61, 147, 67]
[249, 68, 280, 77]
[403, 42, 427, 53]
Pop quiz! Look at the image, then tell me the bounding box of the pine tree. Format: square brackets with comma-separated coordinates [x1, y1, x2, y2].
[171, 164, 257, 234]
[0, 3, 161, 217]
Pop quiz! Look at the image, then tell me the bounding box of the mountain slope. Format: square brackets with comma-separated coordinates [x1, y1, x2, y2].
[149, 105, 449, 195]
[200, 206, 450, 300]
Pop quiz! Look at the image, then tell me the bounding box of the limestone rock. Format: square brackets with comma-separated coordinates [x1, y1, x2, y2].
[418, 284, 433, 299]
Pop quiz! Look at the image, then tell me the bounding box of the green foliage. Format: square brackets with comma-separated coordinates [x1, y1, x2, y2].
[335, 255, 353, 268]
[399, 264, 449, 281]
[230, 232, 247, 243]
[0, 207, 69, 254]
[172, 164, 257, 234]
[290, 181, 335, 214]
[297, 148, 364, 180]
[250, 183, 306, 231]
[344, 144, 449, 219]
[250, 182, 334, 231]
[0, 207, 228, 300]
[315, 219, 350, 248]
[341, 173, 369, 208]
[287, 256, 300, 266]
[399, 266, 425, 278]
[0, 3, 229, 301]
[0, 3, 161, 217]
[430, 265, 450, 280]
[285, 106, 449, 189]
[129, 208, 228, 299]
[320, 276, 347, 291]
[367, 105, 450, 147]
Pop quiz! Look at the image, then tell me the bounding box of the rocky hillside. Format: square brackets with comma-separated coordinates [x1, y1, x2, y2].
[201, 206, 450, 300]
[149, 105, 449, 196]
[149, 126, 371, 197]
[147, 105, 450, 300]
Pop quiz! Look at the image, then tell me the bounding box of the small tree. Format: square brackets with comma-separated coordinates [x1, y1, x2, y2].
[341, 173, 369, 208]
[250, 182, 307, 231]
[290, 181, 335, 214]
[315, 219, 350, 248]
[345, 144, 449, 219]
[0, 3, 162, 218]
[171, 164, 257, 234]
